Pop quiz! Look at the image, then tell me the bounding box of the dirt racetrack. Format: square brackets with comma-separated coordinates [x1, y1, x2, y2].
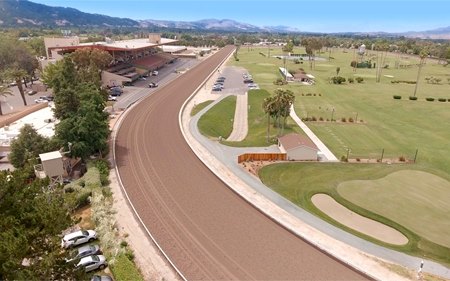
[115, 46, 370, 280]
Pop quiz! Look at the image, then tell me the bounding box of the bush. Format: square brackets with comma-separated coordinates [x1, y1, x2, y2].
[438, 98, 446, 102]
[319, 117, 324, 121]
[331, 76, 346, 84]
[120, 241, 128, 248]
[348, 78, 354, 83]
[341, 117, 347, 122]
[311, 116, 317, 121]
[426, 97, 435, 101]
[341, 155, 348, 162]
[82, 167, 101, 189]
[391, 80, 416, 84]
[125, 249, 135, 261]
[91, 159, 110, 186]
[348, 117, 354, 122]
[409, 96, 418, 100]
[273, 78, 287, 86]
[393, 95, 402, 99]
[110, 254, 144, 281]
[399, 156, 406, 162]
[355, 77, 364, 83]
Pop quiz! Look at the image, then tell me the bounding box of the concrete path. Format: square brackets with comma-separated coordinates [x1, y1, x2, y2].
[290, 104, 339, 162]
[183, 94, 450, 280]
[226, 92, 248, 141]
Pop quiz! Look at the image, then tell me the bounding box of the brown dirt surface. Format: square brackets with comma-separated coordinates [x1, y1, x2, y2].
[115, 46, 371, 280]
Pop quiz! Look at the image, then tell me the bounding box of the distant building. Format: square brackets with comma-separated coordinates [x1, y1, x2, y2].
[278, 133, 319, 161]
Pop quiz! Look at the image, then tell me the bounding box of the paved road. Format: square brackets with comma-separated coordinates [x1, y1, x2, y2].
[115, 46, 370, 280]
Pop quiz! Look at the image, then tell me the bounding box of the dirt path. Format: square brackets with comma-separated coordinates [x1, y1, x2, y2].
[226, 91, 248, 141]
[312, 194, 408, 245]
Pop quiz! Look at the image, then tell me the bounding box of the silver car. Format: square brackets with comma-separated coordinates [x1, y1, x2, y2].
[66, 244, 101, 263]
[61, 230, 97, 248]
[76, 255, 107, 272]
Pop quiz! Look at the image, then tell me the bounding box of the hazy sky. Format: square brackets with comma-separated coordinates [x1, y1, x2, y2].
[30, 0, 449, 33]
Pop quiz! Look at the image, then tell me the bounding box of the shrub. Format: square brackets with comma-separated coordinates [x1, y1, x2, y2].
[348, 117, 354, 122]
[391, 80, 416, 84]
[331, 76, 346, 84]
[438, 98, 446, 102]
[348, 78, 354, 83]
[120, 241, 128, 248]
[393, 95, 402, 99]
[81, 167, 101, 189]
[273, 78, 287, 86]
[399, 156, 406, 162]
[319, 117, 324, 121]
[426, 97, 435, 101]
[355, 77, 364, 83]
[311, 116, 317, 121]
[125, 249, 135, 261]
[356, 158, 361, 162]
[110, 254, 144, 281]
[409, 96, 418, 100]
[91, 159, 110, 186]
[350, 61, 357, 67]
[341, 155, 348, 162]
[341, 117, 347, 122]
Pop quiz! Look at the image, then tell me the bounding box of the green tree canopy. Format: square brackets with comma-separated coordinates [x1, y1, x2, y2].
[9, 124, 58, 169]
[0, 169, 83, 280]
[54, 83, 109, 159]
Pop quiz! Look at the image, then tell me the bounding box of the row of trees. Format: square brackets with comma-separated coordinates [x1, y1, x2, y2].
[262, 89, 295, 142]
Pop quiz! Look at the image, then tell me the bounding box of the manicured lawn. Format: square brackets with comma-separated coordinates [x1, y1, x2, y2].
[232, 46, 450, 265]
[259, 162, 450, 265]
[338, 170, 450, 248]
[191, 100, 213, 116]
[222, 89, 303, 147]
[198, 95, 236, 139]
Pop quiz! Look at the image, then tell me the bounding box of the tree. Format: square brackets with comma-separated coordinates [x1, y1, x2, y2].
[413, 51, 428, 97]
[336, 66, 340, 76]
[0, 84, 13, 116]
[262, 96, 277, 143]
[43, 57, 80, 120]
[0, 37, 39, 106]
[0, 168, 84, 280]
[273, 89, 295, 135]
[54, 83, 109, 160]
[282, 40, 294, 53]
[8, 124, 57, 169]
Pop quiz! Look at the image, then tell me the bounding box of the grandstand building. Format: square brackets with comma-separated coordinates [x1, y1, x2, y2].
[43, 34, 178, 86]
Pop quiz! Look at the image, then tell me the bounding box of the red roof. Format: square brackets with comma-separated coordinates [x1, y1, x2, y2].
[278, 133, 318, 151]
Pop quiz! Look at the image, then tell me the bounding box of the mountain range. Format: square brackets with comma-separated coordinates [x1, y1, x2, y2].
[1, 0, 449, 39]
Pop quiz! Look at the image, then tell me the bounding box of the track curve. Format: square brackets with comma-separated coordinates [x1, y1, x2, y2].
[115, 46, 370, 280]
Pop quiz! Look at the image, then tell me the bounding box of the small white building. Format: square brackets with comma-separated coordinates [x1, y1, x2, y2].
[278, 133, 319, 161]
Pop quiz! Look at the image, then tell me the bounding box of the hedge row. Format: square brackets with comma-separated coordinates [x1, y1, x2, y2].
[393, 96, 450, 102]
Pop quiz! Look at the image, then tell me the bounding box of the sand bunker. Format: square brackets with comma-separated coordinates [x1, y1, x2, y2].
[312, 194, 408, 245]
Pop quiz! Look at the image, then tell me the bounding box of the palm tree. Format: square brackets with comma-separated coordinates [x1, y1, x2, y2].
[413, 51, 428, 97]
[262, 96, 276, 143]
[0, 84, 13, 116]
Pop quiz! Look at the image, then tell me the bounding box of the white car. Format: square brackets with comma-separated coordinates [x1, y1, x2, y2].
[61, 230, 97, 248]
[151, 70, 158, 76]
[107, 95, 117, 101]
[76, 255, 107, 272]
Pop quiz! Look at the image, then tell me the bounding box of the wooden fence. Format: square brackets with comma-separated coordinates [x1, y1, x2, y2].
[238, 153, 287, 163]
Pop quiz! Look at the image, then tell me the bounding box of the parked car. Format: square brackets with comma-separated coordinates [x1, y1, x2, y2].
[107, 95, 117, 101]
[66, 244, 101, 263]
[148, 82, 158, 88]
[151, 70, 158, 76]
[243, 78, 254, 84]
[91, 275, 113, 281]
[218, 76, 226, 80]
[34, 96, 54, 103]
[213, 84, 224, 89]
[76, 255, 107, 273]
[27, 90, 38, 95]
[212, 86, 222, 91]
[61, 230, 97, 248]
[109, 86, 123, 96]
